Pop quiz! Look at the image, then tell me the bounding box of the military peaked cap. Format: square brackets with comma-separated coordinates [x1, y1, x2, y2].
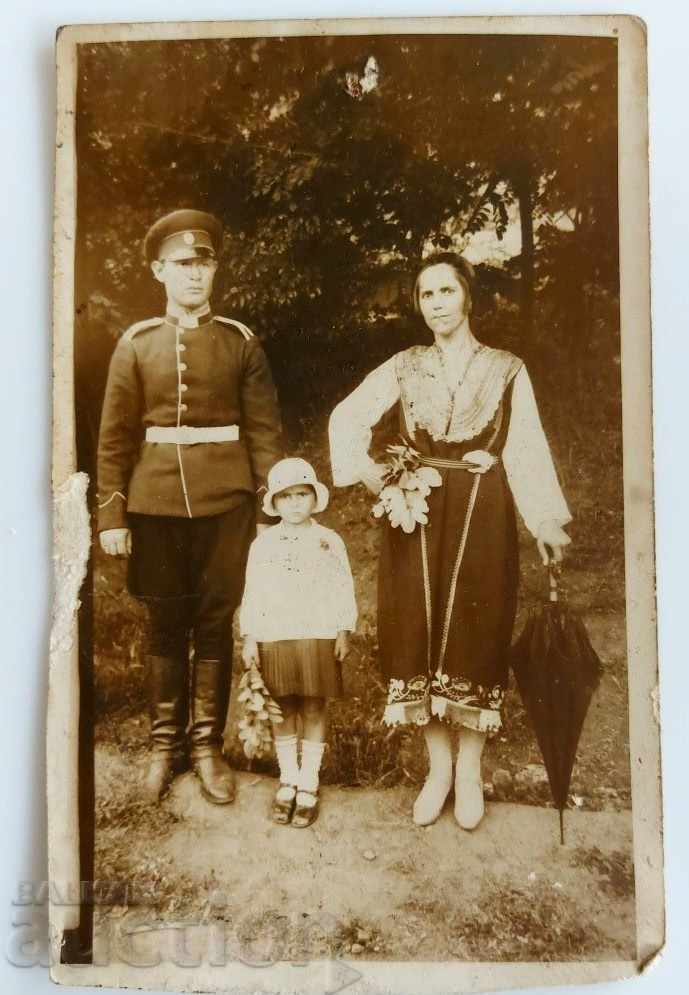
[143, 209, 224, 264]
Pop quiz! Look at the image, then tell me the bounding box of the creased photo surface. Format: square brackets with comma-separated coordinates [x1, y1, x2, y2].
[50, 16, 660, 993]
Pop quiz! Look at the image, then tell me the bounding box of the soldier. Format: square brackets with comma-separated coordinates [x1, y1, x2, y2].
[97, 209, 283, 805]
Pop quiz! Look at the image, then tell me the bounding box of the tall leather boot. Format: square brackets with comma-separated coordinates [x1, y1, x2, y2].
[143, 655, 189, 804]
[190, 658, 235, 804]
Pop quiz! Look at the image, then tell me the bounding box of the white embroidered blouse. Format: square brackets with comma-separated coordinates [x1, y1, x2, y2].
[328, 344, 571, 537]
[239, 520, 358, 642]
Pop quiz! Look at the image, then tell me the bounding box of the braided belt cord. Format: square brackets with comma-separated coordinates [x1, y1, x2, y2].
[437, 473, 482, 674]
[419, 454, 499, 470]
[420, 524, 433, 673]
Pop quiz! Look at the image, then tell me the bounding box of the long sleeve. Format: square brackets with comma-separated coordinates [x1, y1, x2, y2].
[96, 335, 143, 532]
[502, 366, 572, 537]
[238, 525, 357, 641]
[328, 355, 400, 486]
[329, 533, 358, 632]
[238, 539, 262, 638]
[240, 338, 284, 524]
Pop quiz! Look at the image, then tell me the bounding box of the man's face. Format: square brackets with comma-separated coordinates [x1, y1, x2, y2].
[151, 254, 218, 311]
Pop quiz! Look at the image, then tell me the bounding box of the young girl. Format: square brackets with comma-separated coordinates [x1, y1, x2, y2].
[240, 457, 357, 827]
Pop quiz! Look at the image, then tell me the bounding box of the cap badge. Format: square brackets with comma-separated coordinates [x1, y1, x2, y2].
[183, 232, 195, 245]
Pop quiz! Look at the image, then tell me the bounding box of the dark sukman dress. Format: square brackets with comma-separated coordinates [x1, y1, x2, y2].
[378, 345, 523, 732]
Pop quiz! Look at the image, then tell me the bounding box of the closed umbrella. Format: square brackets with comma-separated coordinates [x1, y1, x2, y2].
[511, 566, 602, 843]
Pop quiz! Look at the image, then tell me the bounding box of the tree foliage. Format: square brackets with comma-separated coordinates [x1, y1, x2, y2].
[75, 33, 619, 443]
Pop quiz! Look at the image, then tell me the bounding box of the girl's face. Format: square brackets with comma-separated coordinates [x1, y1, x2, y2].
[417, 263, 470, 338]
[274, 484, 317, 525]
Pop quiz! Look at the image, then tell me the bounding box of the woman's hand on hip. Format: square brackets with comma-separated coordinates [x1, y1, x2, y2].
[536, 520, 571, 566]
[242, 638, 260, 669]
[100, 528, 132, 557]
[335, 630, 350, 662]
[360, 462, 388, 495]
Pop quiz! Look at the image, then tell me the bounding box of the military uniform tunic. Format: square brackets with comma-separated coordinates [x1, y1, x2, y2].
[97, 310, 282, 531]
[96, 308, 283, 660]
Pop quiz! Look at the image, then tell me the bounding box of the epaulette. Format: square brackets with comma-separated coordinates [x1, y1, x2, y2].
[124, 317, 165, 340]
[214, 315, 254, 341]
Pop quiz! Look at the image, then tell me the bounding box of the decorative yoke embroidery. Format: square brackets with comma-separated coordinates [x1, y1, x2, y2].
[396, 345, 522, 444]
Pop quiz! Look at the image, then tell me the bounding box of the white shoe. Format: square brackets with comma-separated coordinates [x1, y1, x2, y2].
[454, 777, 485, 830]
[413, 776, 452, 826]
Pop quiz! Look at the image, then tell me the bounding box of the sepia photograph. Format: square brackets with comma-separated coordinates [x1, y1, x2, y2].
[50, 15, 659, 992]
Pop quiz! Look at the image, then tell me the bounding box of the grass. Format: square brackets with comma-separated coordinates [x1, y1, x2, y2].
[570, 846, 635, 898]
[94, 742, 191, 912]
[92, 317, 630, 805]
[447, 876, 611, 961]
[89, 304, 634, 965]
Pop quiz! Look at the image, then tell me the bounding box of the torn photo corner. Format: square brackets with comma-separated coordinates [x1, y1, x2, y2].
[50, 15, 660, 993]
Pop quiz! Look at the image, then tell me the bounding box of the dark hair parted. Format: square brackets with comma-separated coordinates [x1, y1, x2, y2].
[412, 252, 476, 318]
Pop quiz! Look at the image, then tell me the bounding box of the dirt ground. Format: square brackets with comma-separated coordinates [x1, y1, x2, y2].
[94, 752, 635, 964]
[92, 414, 633, 965]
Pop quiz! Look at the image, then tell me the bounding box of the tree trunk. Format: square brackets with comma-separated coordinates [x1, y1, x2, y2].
[514, 167, 535, 343]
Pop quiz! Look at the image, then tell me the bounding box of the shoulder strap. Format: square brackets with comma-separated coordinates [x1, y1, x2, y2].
[214, 315, 254, 340]
[124, 316, 164, 341]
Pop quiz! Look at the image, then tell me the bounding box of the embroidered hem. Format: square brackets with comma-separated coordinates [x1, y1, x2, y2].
[382, 698, 432, 727]
[383, 673, 504, 733]
[382, 694, 502, 733]
[430, 695, 502, 733]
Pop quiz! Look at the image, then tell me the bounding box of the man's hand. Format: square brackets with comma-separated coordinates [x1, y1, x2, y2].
[335, 631, 350, 662]
[536, 520, 571, 566]
[100, 528, 132, 557]
[242, 638, 261, 669]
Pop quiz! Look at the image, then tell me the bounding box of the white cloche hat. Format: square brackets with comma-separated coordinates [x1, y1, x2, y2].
[262, 457, 330, 517]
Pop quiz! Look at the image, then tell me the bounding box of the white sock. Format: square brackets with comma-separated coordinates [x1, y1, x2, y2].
[275, 734, 299, 792]
[298, 740, 326, 794]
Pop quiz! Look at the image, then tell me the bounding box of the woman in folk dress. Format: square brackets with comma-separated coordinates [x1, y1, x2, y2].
[328, 252, 571, 831]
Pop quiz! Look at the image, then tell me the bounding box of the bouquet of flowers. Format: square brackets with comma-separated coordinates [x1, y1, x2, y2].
[236, 662, 283, 759]
[372, 441, 443, 534]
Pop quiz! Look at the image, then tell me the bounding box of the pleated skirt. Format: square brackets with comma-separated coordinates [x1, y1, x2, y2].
[258, 639, 343, 699]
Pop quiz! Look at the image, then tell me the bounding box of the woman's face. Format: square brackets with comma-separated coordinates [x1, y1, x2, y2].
[417, 263, 470, 338]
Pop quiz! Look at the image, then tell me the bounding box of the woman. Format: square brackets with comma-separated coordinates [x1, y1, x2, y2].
[328, 252, 571, 831]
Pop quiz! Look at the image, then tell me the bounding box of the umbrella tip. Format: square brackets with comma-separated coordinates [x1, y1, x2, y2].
[559, 808, 565, 845]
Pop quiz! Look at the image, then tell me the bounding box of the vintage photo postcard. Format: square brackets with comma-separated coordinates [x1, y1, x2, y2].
[50, 15, 660, 993]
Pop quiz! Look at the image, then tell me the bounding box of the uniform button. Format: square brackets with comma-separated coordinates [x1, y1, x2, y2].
[179, 363, 188, 371]
[180, 403, 188, 411]
[180, 383, 188, 392]
[177, 343, 186, 352]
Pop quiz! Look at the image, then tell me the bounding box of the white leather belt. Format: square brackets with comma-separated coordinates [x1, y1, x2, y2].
[145, 425, 239, 444]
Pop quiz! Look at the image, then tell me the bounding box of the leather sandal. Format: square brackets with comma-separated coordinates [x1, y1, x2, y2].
[271, 784, 297, 825]
[292, 789, 319, 829]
